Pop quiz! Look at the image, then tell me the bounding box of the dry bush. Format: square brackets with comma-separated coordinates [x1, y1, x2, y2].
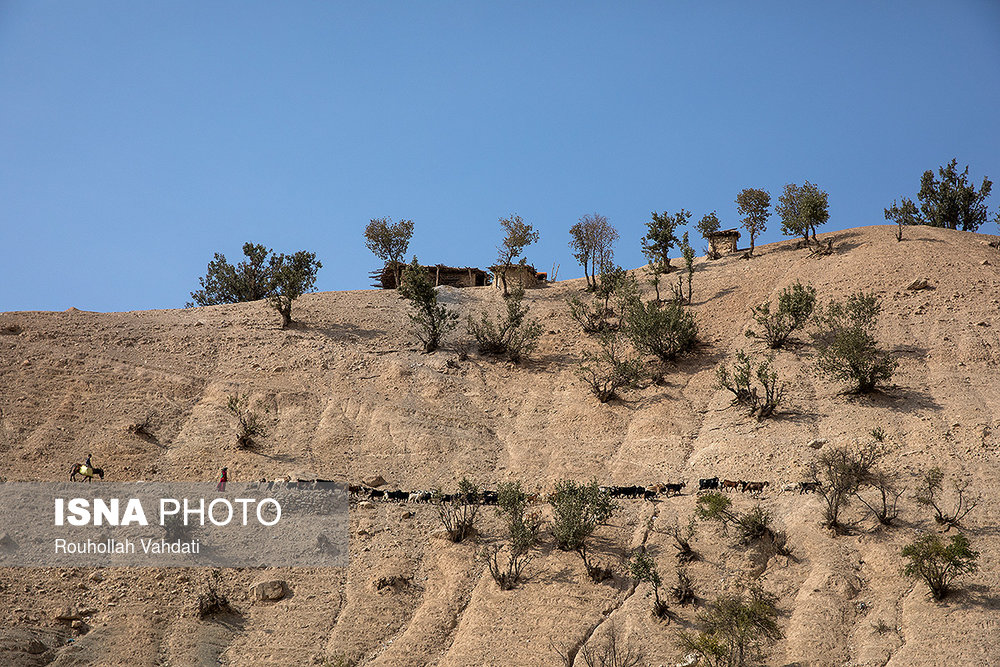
[468, 286, 542, 363]
[226, 393, 268, 448]
[666, 517, 698, 563]
[807, 443, 882, 532]
[716, 350, 785, 420]
[125, 412, 157, 438]
[434, 477, 480, 543]
[855, 470, 904, 526]
[672, 567, 696, 606]
[197, 583, 236, 619]
[576, 331, 645, 403]
[914, 467, 980, 530]
[553, 622, 644, 667]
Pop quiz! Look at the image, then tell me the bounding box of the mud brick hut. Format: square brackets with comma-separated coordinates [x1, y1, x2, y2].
[490, 264, 546, 290]
[372, 262, 490, 289]
[705, 229, 741, 257]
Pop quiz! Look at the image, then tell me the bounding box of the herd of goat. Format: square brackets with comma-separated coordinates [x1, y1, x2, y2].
[348, 477, 822, 504]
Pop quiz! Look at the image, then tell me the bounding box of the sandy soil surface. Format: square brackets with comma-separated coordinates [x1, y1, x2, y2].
[0, 224, 998, 666]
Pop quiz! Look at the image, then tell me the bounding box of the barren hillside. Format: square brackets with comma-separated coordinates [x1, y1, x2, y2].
[1, 224, 999, 666]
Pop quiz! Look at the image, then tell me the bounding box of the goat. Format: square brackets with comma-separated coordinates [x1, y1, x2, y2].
[721, 479, 742, 492]
[799, 481, 821, 494]
[663, 482, 686, 497]
[742, 481, 769, 495]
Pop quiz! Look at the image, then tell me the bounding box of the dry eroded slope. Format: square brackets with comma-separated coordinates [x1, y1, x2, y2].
[1, 224, 998, 666]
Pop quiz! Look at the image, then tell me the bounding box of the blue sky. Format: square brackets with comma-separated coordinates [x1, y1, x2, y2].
[1, 1, 999, 312]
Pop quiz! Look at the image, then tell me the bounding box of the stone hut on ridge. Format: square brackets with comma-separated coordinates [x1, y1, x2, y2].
[490, 263, 547, 290]
[705, 229, 741, 257]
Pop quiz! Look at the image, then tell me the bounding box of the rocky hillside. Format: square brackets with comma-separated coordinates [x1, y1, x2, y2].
[1, 224, 998, 666]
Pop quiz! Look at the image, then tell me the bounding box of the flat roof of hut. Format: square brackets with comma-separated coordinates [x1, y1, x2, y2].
[705, 228, 740, 239]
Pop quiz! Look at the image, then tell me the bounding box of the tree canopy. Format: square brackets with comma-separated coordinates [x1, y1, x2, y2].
[776, 181, 829, 244]
[697, 211, 721, 239]
[364, 217, 415, 287]
[188, 242, 277, 307]
[189, 243, 321, 328]
[569, 212, 618, 290]
[735, 189, 771, 256]
[642, 209, 690, 270]
[495, 214, 539, 296]
[916, 159, 995, 231]
[885, 159, 997, 232]
[268, 251, 322, 328]
[399, 257, 458, 353]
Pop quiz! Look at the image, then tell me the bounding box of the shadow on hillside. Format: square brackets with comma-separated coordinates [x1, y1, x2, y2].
[305, 322, 385, 342]
[894, 344, 930, 360]
[697, 284, 739, 305]
[527, 350, 582, 368]
[954, 584, 1000, 611]
[674, 347, 727, 376]
[822, 230, 866, 254]
[531, 533, 626, 588]
[769, 406, 821, 427]
[861, 386, 943, 414]
[241, 447, 299, 466]
[968, 523, 1000, 538]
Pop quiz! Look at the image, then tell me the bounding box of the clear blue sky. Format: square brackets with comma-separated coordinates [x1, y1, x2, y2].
[2, 1, 999, 312]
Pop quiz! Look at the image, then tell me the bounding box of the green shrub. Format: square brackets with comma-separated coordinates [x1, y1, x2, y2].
[486, 481, 541, 590]
[576, 331, 646, 402]
[550, 479, 615, 578]
[624, 299, 697, 362]
[399, 258, 458, 353]
[676, 578, 781, 667]
[695, 493, 783, 551]
[567, 295, 608, 333]
[628, 549, 668, 618]
[745, 282, 816, 348]
[468, 286, 543, 363]
[812, 292, 896, 393]
[902, 532, 978, 601]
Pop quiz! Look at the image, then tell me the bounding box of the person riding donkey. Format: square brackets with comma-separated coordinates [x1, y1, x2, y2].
[70, 453, 104, 482]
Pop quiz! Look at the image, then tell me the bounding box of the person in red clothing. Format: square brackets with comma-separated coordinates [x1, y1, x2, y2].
[217, 467, 228, 492]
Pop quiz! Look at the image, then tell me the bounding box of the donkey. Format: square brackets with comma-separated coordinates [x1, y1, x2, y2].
[70, 463, 104, 482]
